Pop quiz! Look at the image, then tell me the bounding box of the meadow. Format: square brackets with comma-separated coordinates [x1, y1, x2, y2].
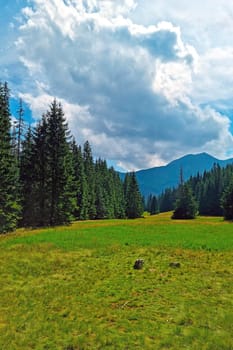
[0, 213, 232, 350]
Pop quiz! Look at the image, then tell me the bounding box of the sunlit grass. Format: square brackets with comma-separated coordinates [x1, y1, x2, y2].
[0, 213, 232, 349]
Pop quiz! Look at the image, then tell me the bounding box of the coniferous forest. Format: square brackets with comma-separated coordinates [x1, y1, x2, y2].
[1, 81, 233, 234]
[0, 82, 143, 233]
[147, 163, 233, 220]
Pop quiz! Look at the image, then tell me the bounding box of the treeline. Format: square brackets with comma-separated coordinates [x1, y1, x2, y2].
[0, 82, 143, 233]
[146, 163, 233, 220]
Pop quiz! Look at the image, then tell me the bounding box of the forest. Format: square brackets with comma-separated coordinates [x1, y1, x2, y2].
[146, 162, 233, 220]
[1, 81, 233, 234]
[0, 82, 143, 233]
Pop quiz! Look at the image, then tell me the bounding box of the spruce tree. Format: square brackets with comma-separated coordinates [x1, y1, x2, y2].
[109, 167, 126, 219]
[95, 158, 109, 219]
[26, 100, 76, 227]
[150, 195, 159, 215]
[32, 115, 50, 226]
[0, 82, 21, 233]
[15, 98, 25, 164]
[172, 183, 198, 219]
[20, 126, 36, 227]
[83, 141, 96, 219]
[71, 141, 89, 220]
[124, 172, 143, 219]
[221, 178, 233, 220]
[46, 100, 76, 225]
[159, 188, 175, 213]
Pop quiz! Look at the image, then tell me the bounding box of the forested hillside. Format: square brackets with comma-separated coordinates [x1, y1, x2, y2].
[147, 163, 233, 219]
[0, 82, 143, 233]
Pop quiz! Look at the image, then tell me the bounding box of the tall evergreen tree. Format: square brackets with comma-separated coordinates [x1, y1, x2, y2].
[32, 114, 50, 226]
[46, 100, 76, 225]
[15, 98, 25, 164]
[0, 82, 20, 233]
[19, 126, 35, 227]
[124, 172, 143, 219]
[23, 100, 76, 227]
[95, 158, 110, 219]
[221, 178, 233, 220]
[149, 195, 159, 215]
[83, 141, 96, 219]
[71, 141, 89, 220]
[109, 167, 126, 219]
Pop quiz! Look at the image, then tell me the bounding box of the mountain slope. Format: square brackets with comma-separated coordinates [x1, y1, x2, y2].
[119, 153, 233, 196]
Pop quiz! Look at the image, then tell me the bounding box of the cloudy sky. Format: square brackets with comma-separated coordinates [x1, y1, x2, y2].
[1, 0, 233, 171]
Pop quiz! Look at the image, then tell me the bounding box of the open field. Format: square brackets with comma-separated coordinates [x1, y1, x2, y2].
[0, 213, 232, 349]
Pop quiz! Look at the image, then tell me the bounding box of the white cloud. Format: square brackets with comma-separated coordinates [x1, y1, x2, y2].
[5, 0, 233, 170]
[192, 47, 233, 104]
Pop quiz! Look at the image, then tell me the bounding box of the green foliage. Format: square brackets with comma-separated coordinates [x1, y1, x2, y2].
[83, 141, 97, 219]
[71, 140, 89, 220]
[146, 194, 159, 215]
[45, 100, 76, 225]
[158, 162, 233, 219]
[0, 82, 21, 233]
[172, 183, 198, 220]
[124, 172, 143, 219]
[94, 160, 126, 219]
[20, 101, 77, 227]
[20, 126, 35, 227]
[195, 164, 223, 216]
[17, 96, 130, 227]
[221, 178, 233, 220]
[159, 188, 176, 213]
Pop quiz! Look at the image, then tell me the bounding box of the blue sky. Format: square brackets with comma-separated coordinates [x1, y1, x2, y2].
[1, 0, 233, 171]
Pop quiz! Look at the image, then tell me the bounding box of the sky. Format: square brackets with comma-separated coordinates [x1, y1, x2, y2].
[1, 0, 233, 171]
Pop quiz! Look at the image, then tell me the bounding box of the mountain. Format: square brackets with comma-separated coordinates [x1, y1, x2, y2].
[119, 153, 233, 197]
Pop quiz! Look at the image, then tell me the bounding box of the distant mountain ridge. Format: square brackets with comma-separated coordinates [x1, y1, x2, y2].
[119, 153, 233, 197]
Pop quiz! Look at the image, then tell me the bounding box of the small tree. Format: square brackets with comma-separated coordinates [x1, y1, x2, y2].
[221, 179, 233, 220]
[172, 183, 198, 219]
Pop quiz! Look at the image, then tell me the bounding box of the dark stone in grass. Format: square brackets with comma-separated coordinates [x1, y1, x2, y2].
[134, 259, 144, 270]
[169, 262, 181, 268]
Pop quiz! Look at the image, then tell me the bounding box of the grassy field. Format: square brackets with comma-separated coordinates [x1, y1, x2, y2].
[0, 213, 232, 349]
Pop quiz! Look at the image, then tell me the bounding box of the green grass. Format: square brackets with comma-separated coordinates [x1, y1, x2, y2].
[0, 213, 232, 349]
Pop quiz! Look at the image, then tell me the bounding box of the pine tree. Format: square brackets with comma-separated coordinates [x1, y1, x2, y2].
[32, 115, 50, 226]
[46, 100, 76, 225]
[95, 158, 109, 219]
[15, 98, 25, 164]
[124, 172, 143, 219]
[25, 100, 76, 227]
[146, 194, 159, 215]
[83, 141, 96, 219]
[150, 195, 159, 215]
[172, 182, 198, 219]
[109, 167, 126, 219]
[0, 82, 21, 233]
[19, 126, 36, 226]
[159, 188, 175, 213]
[71, 141, 89, 220]
[221, 178, 233, 220]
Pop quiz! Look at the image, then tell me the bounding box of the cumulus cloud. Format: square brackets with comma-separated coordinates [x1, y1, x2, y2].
[192, 47, 233, 104]
[13, 0, 233, 170]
